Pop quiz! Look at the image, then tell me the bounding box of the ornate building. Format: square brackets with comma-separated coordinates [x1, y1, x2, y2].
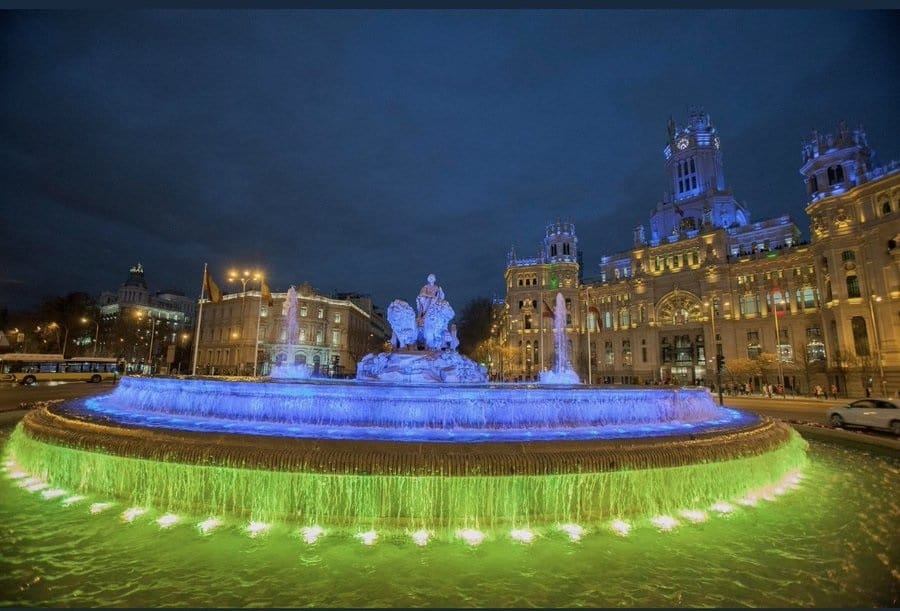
[497, 109, 900, 397]
[98, 263, 196, 372]
[195, 281, 383, 377]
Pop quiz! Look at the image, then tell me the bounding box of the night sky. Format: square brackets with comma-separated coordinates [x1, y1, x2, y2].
[2, 10, 899, 313]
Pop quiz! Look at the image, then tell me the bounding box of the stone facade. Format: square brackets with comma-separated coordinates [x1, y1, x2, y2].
[496, 110, 900, 398]
[195, 281, 379, 377]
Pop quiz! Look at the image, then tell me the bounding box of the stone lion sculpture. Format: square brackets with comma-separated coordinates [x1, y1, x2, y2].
[387, 299, 417, 349]
[421, 299, 454, 350]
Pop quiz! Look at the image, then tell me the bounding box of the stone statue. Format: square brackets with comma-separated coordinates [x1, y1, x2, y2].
[416, 274, 445, 320]
[387, 300, 417, 350]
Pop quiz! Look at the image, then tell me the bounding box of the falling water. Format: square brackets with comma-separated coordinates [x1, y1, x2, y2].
[539, 292, 581, 384]
[269, 286, 311, 379]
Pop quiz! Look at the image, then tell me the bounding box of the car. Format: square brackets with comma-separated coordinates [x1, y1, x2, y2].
[827, 398, 900, 435]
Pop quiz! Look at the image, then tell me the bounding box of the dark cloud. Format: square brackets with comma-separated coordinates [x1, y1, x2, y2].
[2, 10, 898, 313]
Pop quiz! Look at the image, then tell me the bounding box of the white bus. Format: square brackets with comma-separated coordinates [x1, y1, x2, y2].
[0, 354, 121, 385]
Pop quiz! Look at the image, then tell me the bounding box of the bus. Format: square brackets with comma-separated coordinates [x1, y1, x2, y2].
[0, 354, 121, 385]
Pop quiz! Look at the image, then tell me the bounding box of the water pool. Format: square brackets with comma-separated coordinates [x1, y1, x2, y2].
[1, 428, 896, 608]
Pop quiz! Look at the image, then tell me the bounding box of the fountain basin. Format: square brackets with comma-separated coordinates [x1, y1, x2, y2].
[4, 377, 808, 536]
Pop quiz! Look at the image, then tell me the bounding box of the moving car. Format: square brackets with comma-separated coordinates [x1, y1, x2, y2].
[827, 398, 900, 435]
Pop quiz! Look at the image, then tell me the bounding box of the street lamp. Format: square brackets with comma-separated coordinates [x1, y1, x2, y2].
[136, 312, 158, 374]
[867, 293, 886, 397]
[769, 289, 786, 396]
[81, 317, 99, 356]
[228, 268, 264, 376]
[703, 299, 723, 406]
[48, 322, 69, 358]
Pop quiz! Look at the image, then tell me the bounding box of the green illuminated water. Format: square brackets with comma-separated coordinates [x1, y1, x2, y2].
[5, 425, 808, 532]
[1, 428, 897, 608]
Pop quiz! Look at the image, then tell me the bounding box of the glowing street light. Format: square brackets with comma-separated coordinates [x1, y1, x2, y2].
[135, 311, 158, 374]
[48, 322, 69, 358]
[228, 268, 264, 376]
[81, 317, 99, 356]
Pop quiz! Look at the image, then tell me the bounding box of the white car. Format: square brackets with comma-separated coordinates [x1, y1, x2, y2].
[827, 398, 900, 435]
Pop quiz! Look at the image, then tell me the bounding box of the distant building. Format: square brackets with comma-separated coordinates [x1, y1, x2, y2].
[497, 109, 899, 397]
[195, 281, 383, 377]
[98, 263, 196, 372]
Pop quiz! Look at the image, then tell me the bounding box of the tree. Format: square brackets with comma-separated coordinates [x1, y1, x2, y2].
[455, 297, 493, 358]
[791, 339, 826, 395]
[723, 357, 761, 390]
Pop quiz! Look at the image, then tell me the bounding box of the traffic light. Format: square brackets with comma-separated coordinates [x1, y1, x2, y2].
[716, 354, 725, 373]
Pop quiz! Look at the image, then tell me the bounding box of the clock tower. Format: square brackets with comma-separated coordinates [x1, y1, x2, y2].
[646, 107, 750, 243]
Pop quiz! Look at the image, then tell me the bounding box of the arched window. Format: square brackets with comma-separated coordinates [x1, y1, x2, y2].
[827, 167, 836, 185]
[851, 316, 870, 356]
[883, 200, 892, 214]
[604, 311, 613, 329]
[619, 308, 630, 328]
[809, 175, 818, 193]
[835, 165, 844, 182]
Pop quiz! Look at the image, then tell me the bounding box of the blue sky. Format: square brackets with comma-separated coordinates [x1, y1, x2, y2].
[2, 10, 898, 312]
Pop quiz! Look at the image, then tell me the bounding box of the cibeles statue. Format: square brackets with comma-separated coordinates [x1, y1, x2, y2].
[416, 273, 454, 350]
[358, 273, 487, 383]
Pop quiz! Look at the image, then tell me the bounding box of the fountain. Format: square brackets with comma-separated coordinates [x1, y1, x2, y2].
[268, 285, 312, 380]
[3, 273, 808, 542]
[538, 291, 582, 385]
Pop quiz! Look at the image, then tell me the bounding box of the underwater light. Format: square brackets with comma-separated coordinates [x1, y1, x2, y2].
[197, 518, 222, 534]
[301, 526, 325, 544]
[410, 529, 430, 546]
[510, 528, 535, 544]
[710, 502, 734, 514]
[90, 502, 113, 514]
[26, 481, 48, 493]
[8, 470, 28, 480]
[246, 521, 270, 537]
[651, 515, 679, 531]
[157, 513, 179, 528]
[559, 523, 585, 542]
[41, 488, 66, 500]
[610, 520, 631, 536]
[122, 507, 147, 523]
[62, 495, 85, 506]
[457, 528, 485, 546]
[679, 510, 708, 523]
[355, 530, 378, 546]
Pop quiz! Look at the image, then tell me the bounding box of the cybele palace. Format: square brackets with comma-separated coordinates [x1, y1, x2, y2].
[497, 108, 900, 396]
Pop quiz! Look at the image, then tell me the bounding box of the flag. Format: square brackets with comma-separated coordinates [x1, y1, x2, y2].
[204, 269, 222, 303]
[542, 300, 554, 318]
[261, 279, 273, 306]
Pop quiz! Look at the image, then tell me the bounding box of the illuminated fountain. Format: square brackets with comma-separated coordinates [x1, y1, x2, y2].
[268, 285, 312, 380]
[538, 291, 582, 385]
[2, 273, 808, 546]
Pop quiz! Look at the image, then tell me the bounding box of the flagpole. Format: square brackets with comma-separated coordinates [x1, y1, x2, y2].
[586, 285, 592, 385]
[192, 263, 207, 376]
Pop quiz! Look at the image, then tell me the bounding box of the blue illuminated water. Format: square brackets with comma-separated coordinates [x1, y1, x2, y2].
[69, 376, 754, 443]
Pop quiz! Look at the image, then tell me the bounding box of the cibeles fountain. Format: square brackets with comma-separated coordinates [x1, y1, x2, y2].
[3, 272, 807, 545]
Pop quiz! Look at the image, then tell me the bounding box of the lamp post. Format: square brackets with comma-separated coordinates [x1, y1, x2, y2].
[704, 299, 723, 406]
[867, 293, 885, 397]
[49, 322, 69, 358]
[770, 289, 785, 396]
[228, 269, 262, 376]
[81, 317, 99, 356]
[136, 312, 157, 374]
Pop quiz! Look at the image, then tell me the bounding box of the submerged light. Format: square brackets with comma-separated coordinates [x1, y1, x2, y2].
[122, 507, 147, 523]
[679, 510, 708, 524]
[610, 520, 631, 536]
[197, 518, 222, 534]
[651, 515, 679, 531]
[559, 523, 585, 542]
[157, 513, 180, 528]
[457, 528, 485, 546]
[410, 529, 431, 546]
[355, 530, 378, 546]
[510, 528, 535, 544]
[246, 521, 270, 537]
[301, 526, 325, 544]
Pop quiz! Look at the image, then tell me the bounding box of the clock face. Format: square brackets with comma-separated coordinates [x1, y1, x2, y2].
[676, 137, 689, 150]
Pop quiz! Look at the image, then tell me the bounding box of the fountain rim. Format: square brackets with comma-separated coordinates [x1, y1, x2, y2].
[20, 404, 795, 477]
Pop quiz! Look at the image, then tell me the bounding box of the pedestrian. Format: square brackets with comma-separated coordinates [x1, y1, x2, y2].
[830, 384, 837, 400]
[814, 385, 823, 400]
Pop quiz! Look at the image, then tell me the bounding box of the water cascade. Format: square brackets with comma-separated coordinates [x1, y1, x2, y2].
[268, 285, 311, 380]
[538, 291, 582, 385]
